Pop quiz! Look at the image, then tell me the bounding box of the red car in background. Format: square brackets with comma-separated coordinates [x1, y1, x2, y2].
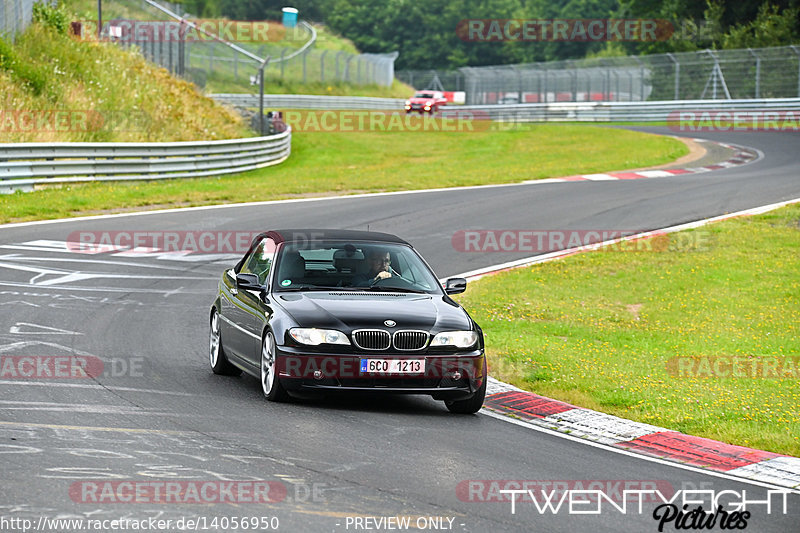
[404, 91, 447, 114]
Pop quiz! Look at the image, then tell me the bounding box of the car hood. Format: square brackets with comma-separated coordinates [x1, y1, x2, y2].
[276, 291, 471, 332]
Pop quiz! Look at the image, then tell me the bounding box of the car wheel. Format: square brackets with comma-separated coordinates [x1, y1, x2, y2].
[261, 331, 289, 402]
[209, 309, 241, 376]
[445, 377, 486, 414]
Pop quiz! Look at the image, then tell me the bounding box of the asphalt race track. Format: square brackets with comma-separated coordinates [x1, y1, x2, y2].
[0, 128, 798, 532]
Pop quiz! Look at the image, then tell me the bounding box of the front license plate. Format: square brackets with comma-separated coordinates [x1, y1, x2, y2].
[360, 358, 425, 374]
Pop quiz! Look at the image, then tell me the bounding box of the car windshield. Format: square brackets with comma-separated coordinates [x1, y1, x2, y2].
[415, 92, 434, 98]
[273, 240, 441, 294]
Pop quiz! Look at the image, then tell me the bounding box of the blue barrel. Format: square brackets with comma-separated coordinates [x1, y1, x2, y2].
[281, 7, 298, 28]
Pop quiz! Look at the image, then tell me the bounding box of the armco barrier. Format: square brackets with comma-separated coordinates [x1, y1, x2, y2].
[440, 97, 800, 122]
[0, 128, 291, 193]
[212, 94, 800, 122]
[213, 94, 405, 110]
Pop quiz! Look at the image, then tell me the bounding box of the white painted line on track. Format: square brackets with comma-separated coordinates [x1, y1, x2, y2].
[0, 380, 196, 396]
[581, 173, 617, 180]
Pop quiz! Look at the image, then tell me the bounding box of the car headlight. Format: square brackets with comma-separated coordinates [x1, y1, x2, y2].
[405, 100, 411, 105]
[430, 331, 478, 348]
[289, 328, 350, 346]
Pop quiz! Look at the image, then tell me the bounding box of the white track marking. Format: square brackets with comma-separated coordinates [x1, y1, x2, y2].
[9, 322, 83, 335]
[0, 380, 194, 396]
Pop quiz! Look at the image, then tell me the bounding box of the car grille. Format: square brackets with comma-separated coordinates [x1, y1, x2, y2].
[352, 330, 391, 350]
[393, 330, 429, 351]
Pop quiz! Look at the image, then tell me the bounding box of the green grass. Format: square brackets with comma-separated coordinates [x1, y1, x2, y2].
[456, 204, 800, 456]
[0, 125, 685, 222]
[0, 22, 250, 142]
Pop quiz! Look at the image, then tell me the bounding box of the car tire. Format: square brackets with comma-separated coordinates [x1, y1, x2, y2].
[261, 330, 289, 402]
[445, 376, 486, 414]
[209, 309, 242, 376]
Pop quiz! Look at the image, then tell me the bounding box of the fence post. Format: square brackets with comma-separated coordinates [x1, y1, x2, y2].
[345, 55, 353, 83]
[280, 47, 287, 78]
[335, 51, 345, 81]
[302, 48, 308, 83]
[320, 50, 328, 83]
[178, 21, 185, 76]
[792, 46, 800, 97]
[667, 53, 679, 100]
[259, 56, 271, 136]
[748, 48, 760, 99]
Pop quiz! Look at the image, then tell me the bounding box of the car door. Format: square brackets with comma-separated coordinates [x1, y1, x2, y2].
[220, 237, 276, 366]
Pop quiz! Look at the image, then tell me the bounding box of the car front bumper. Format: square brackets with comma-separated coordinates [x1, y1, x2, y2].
[274, 346, 486, 400]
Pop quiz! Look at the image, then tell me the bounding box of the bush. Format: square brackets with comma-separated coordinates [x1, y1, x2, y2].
[32, 1, 70, 35]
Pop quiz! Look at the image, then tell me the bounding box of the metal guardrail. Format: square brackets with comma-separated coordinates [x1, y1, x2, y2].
[212, 94, 800, 121]
[213, 94, 405, 110]
[441, 98, 800, 122]
[0, 128, 291, 193]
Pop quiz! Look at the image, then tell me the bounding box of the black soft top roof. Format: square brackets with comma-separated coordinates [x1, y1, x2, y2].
[267, 229, 409, 246]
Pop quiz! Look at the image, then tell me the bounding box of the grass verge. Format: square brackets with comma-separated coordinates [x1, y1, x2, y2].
[0, 21, 250, 142]
[0, 125, 686, 223]
[456, 204, 800, 456]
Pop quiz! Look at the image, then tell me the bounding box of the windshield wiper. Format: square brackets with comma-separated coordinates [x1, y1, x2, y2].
[277, 286, 342, 292]
[359, 286, 428, 294]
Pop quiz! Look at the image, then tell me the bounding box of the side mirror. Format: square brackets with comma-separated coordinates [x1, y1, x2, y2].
[236, 273, 262, 291]
[444, 277, 467, 295]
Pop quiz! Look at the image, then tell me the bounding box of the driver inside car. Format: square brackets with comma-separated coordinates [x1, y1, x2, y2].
[353, 249, 393, 286]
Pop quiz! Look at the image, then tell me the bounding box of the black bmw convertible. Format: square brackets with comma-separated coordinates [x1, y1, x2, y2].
[209, 229, 487, 413]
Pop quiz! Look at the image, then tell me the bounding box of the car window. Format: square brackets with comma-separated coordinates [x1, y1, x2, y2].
[240, 237, 275, 285]
[273, 240, 441, 294]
